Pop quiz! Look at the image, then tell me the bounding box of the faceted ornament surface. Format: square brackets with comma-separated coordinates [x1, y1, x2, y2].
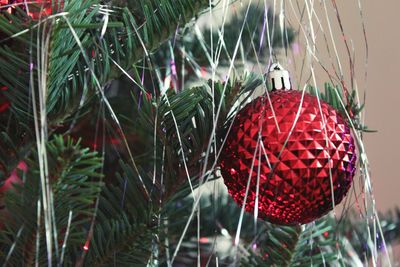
[219, 90, 357, 225]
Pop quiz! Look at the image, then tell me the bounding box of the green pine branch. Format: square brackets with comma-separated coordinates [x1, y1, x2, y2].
[1, 0, 211, 124]
[0, 0, 211, 194]
[0, 116, 32, 180]
[47, 0, 210, 124]
[162, 190, 340, 266]
[0, 136, 103, 266]
[81, 161, 156, 266]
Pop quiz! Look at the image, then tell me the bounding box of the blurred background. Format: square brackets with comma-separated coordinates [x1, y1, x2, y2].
[358, 0, 400, 212]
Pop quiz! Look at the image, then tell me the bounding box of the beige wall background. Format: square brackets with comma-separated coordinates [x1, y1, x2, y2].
[347, 0, 400, 212]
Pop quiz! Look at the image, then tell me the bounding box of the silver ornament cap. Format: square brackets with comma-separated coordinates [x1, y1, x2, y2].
[267, 63, 291, 90]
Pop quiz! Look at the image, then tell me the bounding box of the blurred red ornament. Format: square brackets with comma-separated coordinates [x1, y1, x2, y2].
[0, 161, 27, 193]
[0, 86, 10, 113]
[219, 89, 357, 225]
[0, 100, 9, 113]
[0, 0, 62, 20]
[0, 161, 27, 228]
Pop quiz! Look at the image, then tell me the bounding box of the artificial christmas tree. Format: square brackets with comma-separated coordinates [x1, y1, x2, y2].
[0, 0, 397, 266]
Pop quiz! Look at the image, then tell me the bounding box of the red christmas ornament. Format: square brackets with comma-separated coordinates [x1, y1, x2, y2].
[219, 64, 357, 225]
[0, 86, 10, 113]
[0, 161, 27, 229]
[0, 161, 27, 193]
[0, 0, 62, 20]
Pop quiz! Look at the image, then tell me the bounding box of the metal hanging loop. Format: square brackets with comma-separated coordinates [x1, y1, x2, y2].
[267, 62, 292, 90]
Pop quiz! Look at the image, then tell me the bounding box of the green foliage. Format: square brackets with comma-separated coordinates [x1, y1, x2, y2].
[158, 73, 263, 199]
[82, 161, 156, 266]
[0, 6, 35, 122]
[0, 135, 103, 266]
[0, 0, 210, 124]
[153, 3, 296, 69]
[0, 116, 32, 181]
[47, 0, 101, 124]
[0, 0, 213, 238]
[162, 191, 340, 266]
[116, 71, 264, 201]
[47, 0, 210, 124]
[208, 3, 295, 61]
[0, 0, 211, 171]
